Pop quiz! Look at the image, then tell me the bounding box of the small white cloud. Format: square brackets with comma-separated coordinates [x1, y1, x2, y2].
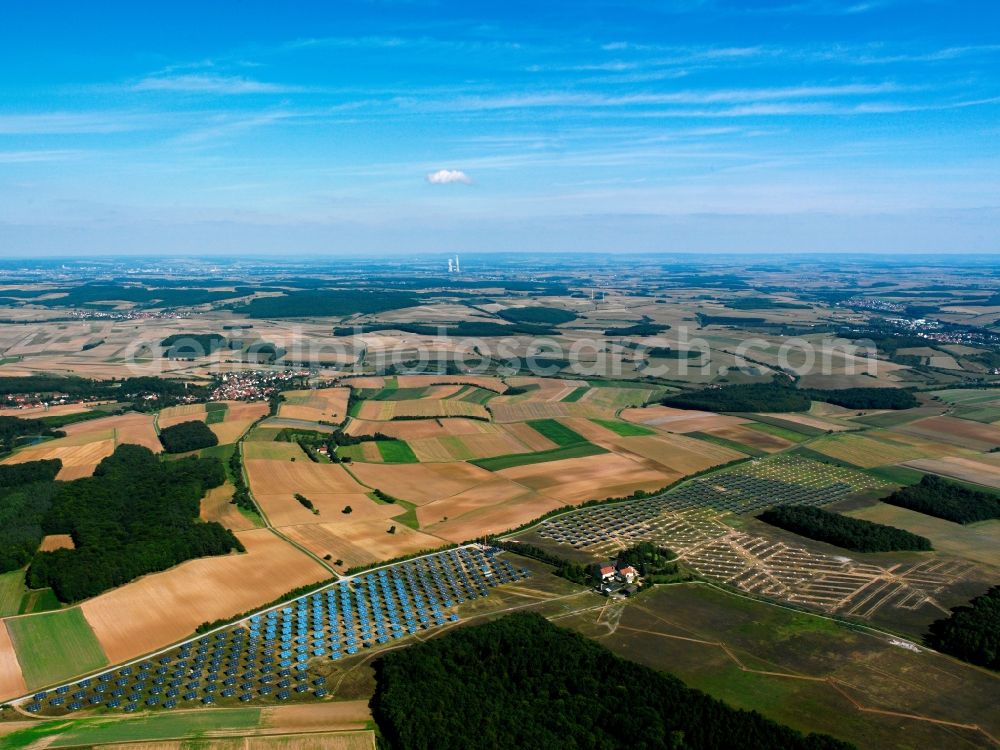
[426, 169, 473, 185]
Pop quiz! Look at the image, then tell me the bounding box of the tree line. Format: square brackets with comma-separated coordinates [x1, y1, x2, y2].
[925, 586, 999, 670]
[882, 475, 1000, 524]
[371, 612, 854, 750]
[0, 459, 63, 573]
[662, 380, 917, 413]
[758, 505, 933, 553]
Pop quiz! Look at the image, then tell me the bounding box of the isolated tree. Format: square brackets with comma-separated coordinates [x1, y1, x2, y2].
[342, 505, 353, 514]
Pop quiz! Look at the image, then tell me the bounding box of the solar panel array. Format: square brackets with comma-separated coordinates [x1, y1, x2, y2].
[26, 546, 529, 715]
[538, 455, 884, 548]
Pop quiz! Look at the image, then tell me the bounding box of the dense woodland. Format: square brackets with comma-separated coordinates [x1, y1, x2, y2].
[758, 505, 933, 552]
[27, 444, 239, 602]
[662, 381, 917, 413]
[236, 289, 419, 318]
[925, 586, 1000, 670]
[497, 306, 578, 326]
[882, 475, 1000, 524]
[0, 459, 63, 573]
[371, 612, 853, 750]
[616, 541, 682, 581]
[160, 333, 227, 358]
[159, 419, 219, 453]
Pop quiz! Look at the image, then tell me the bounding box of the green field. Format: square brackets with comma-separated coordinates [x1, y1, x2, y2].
[1, 707, 262, 749]
[18, 587, 61, 614]
[370, 386, 427, 401]
[589, 418, 655, 437]
[561, 386, 590, 402]
[738, 413, 826, 437]
[376, 439, 419, 463]
[472, 442, 607, 471]
[6, 608, 108, 689]
[526, 418, 589, 447]
[391, 498, 420, 529]
[459, 386, 500, 405]
[0, 568, 26, 617]
[851, 410, 930, 428]
[204, 402, 228, 424]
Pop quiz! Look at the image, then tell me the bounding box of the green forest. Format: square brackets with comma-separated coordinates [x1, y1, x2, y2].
[882, 475, 1000, 524]
[0, 459, 64, 572]
[662, 381, 917, 413]
[758, 505, 933, 552]
[0, 374, 211, 410]
[159, 419, 219, 453]
[925, 586, 1000, 670]
[27, 444, 239, 602]
[371, 612, 853, 750]
[236, 289, 419, 318]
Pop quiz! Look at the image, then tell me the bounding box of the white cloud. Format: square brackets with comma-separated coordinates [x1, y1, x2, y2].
[426, 169, 473, 185]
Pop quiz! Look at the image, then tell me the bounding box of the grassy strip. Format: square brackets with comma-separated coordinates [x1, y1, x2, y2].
[589, 418, 655, 437]
[0, 568, 26, 617]
[18, 587, 61, 614]
[472, 442, 608, 471]
[377, 439, 419, 463]
[561, 386, 590, 402]
[526, 418, 590, 447]
[732, 412, 826, 437]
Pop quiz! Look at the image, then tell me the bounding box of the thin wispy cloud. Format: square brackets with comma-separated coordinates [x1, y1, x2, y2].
[132, 74, 306, 94]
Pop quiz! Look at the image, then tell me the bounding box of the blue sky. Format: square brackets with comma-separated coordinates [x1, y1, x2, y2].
[0, 0, 998, 255]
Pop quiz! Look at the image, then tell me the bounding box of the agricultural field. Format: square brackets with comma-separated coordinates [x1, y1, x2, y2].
[845, 501, 1000, 567]
[901, 455, 1000, 489]
[277, 387, 349, 424]
[78, 529, 330, 665]
[807, 430, 967, 468]
[894, 415, 1000, 451]
[5, 608, 108, 690]
[1, 429, 116, 480]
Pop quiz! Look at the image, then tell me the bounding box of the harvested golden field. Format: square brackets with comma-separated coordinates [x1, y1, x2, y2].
[260, 700, 373, 733]
[488, 400, 612, 423]
[282, 520, 443, 569]
[80, 529, 330, 664]
[423, 488, 563, 542]
[498, 452, 677, 505]
[0, 621, 27, 699]
[2, 436, 115, 480]
[278, 387, 350, 423]
[200, 483, 257, 532]
[605, 434, 743, 474]
[38, 534, 75, 551]
[356, 399, 488, 421]
[60, 411, 161, 452]
[808, 432, 960, 468]
[156, 403, 207, 428]
[896, 415, 1000, 451]
[903, 456, 1000, 489]
[620, 406, 749, 433]
[242, 441, 308, 460]
[223, 401, 271, 421]
[275, 489, 397, 526]
[210, 418, 257, 444]
[246, 458, 366, 496]
[348, 462, 495, 504]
